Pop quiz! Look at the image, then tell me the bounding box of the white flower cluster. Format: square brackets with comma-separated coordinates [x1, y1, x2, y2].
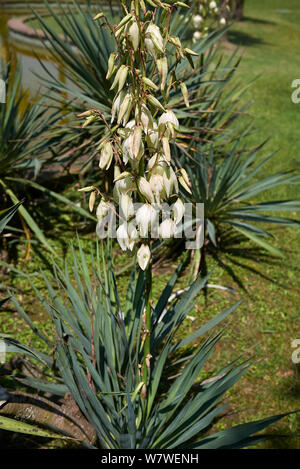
[81, 1, 195, 271]
[192, 1, 226, 43]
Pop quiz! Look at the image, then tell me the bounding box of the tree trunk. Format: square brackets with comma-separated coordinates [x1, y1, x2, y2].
[234, 0, 245, 21]
[221, 0, 245, 21]
[0, 392, 97, 445]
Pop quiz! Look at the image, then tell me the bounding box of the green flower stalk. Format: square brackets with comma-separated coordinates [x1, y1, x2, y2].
[80, 0, 196, 393]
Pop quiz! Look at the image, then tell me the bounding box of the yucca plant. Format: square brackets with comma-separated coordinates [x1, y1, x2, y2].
[0, 239, 291, 448]
[0, 0, 292, 450]
[173, 134, 300, 280]
[0, 60, 61, 256]
[0, 59, 97, 258]
[0, 202, 72, 442]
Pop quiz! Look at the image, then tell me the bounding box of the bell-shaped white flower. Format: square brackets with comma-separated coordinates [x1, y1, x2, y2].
[136, 104, 153, 132]
[145, 23, 164, 57]
[159, 110, 179, 128]
[136, 203, 158, 238]
[172, 198, 185, 224]
[117, 223, 130, 251]
[220, 17, 226, 26]
[209, 1, 217, 9]
[122, 129, 144, 164]
[114, 176, 134, 200]
[116, 221, 138, 251]
[159, 218, 175, 239]
[158, 110, 179, 138]
[120, 193, 134, 220]
[149, 174, 165, 203]
[96, 199, 111, 222]
[125, 119, 136, 130]
[138, 177, 155, 203]
[163, 166, 178, 197]
[127, 221, 138, 251]
[192, 15, 203, 29]
[193, 31, 202, 43]
[147, 153, 160, 171]
[128, 20, 140, 51]
[137, 243, 151, 270]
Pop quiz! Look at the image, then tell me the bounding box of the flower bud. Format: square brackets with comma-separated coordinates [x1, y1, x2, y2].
[99, 141, 114, 170]
[142, 77, 159, 91]
[180, 81, 189, 108]
[137, 243, 151, 270]
[111, 90, 125, 123]
[110, 64, 127, 91]
[179, 168, 192, 194]
[132, 126, 143, 159]
[156, 56, 168, 91]
[128, 20, 140, 51]
[117, 65, 129, 93]
[78, 186, 94, 192]
[184, 47, 199, 56]
[115, 13, 133, 33]
[147, 95, 165, 112]
[118, 91, 133, 125]
[93, 12, 105, 21]
[106, 52, 116, 80]
[89, 191, 96, 213]
[162, 136, 171, 162]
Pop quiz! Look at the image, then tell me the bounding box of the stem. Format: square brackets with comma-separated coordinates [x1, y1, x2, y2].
[192, 247, 201, 282]
[142, 255, 152, 389]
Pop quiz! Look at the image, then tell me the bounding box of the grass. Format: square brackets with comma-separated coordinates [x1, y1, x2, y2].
[1, 0, 300, 449]
[222, 0, 300, 201]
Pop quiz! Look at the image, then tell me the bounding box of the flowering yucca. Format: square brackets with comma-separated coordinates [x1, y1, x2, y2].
[80, 0, 195, 271]
[192, 0, 228, 42]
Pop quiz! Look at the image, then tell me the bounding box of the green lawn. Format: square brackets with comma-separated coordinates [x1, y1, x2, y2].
[223, 0, 300, 201]
[0, 0, 300, 449]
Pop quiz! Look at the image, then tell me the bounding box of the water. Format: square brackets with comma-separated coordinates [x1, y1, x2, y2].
[0, 8, 60, 95]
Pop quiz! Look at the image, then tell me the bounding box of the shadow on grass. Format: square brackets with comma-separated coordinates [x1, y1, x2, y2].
[241, 16, 276, 26]
[227, 30, 268, 47]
